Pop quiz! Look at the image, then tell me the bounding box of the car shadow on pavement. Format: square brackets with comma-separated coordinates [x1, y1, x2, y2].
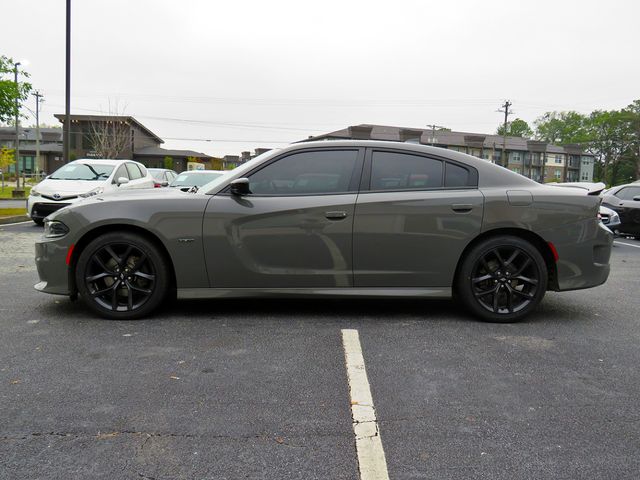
[32, 293, 594, 326]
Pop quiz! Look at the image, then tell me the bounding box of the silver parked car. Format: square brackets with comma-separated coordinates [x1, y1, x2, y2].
[34, 141, 613, 322]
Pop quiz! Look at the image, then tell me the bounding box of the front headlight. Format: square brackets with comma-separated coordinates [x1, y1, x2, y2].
[79, 187, 105, 198]
[30, 187, 41, 197]
[610, 211, 620, 223]
[44, 220, 70, 238]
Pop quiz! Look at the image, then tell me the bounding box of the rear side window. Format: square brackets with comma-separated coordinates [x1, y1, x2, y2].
[126, 163, 143, 180]
[248, 150, 359, 195]
[371, 151, 443, 190]
[445, 162, 472, 187]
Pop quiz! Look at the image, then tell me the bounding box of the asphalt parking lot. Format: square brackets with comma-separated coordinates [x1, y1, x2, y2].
[1, 221, 639, 480]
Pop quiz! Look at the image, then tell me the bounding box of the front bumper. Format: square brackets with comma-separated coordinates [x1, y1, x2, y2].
[27, 195, 79, 221]
[34, 234, 73, 296]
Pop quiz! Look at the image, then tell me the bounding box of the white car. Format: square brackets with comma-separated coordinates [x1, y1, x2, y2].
[28, 159, 154, 225]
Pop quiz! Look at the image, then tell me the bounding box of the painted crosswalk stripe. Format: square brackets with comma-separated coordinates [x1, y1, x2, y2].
[341, 329, 390, 480]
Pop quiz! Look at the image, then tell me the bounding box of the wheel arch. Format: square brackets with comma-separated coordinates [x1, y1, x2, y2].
[453, 227, 559, 292]
[68, 224, 177, 295]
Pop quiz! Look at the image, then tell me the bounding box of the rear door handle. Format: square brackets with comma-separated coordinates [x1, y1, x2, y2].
[325, 211, 348, 220]
[451, 204, 473, 213]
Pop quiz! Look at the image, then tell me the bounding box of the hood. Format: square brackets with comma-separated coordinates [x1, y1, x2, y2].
[83, 186, 198, 204]
[34, 178, 108, 195]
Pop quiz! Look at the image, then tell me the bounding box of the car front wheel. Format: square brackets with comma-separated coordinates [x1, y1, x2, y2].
[74, 232, 170, 319]
[457, 235, 548, 323]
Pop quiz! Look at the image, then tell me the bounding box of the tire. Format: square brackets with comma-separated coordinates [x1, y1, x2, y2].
[33, 218, 44, 226]
[456, 235, 547, 323]
[74, 232, 170, 320]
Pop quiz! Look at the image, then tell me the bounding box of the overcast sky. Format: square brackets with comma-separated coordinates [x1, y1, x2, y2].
[3, 0, 639, 156]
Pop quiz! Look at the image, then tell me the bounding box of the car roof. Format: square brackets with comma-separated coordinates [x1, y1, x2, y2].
[178, 170, 225, 174]
[71, 158, 139, 166]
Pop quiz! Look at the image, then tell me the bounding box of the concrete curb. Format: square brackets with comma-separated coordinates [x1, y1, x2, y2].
[0, 215, 30, 225]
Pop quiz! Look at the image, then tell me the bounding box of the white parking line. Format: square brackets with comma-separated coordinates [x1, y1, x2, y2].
[0, 220, 34, 227]
[614, 241, 640, 249]
[341, 329, 390, 480]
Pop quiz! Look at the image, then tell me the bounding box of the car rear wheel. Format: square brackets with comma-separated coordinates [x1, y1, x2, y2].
[457, 235, 547, 323]
[75, 232, 169, 319]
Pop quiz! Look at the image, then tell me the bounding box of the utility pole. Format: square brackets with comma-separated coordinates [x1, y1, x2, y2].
[33, 91, 44, 181]
[497, 100, 513, 168]
[426, 124, 446, 145]
[13, 62, 21, 193]
[64, 0, 71, 163]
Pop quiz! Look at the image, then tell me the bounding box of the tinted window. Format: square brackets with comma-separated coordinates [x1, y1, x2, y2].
[445, 162, 471, 187]
[371, 151, 442, 190]
[248, 150, 358, 195]
[126, 163, 143, 180]
[616, 186, 640, 200]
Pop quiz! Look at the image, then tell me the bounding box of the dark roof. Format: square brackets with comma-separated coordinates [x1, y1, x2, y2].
[54, 114, 164, 144]
[0, 126, 62, 141]
[133, 146, 212, 159]
[305, 124, 592, 156]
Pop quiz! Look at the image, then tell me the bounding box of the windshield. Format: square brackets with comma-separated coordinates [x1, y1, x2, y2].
[171, 171, 225, 187]
[200, 149, 281, 194]
[49, 163, 115, 181]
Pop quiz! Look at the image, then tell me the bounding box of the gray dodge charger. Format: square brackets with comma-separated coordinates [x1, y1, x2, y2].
[34, 141, 613, 322]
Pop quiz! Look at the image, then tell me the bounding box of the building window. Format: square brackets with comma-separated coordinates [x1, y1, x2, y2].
[555, 169, 562, 179]
[509, 152, 521, 163]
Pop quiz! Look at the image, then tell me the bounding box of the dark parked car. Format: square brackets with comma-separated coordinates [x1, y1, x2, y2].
[148, 168, 178, 188]
[34, 141, 613, 323]
[601, 182, 640, 237]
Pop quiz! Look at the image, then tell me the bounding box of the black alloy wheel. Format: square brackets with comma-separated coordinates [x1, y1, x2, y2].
[457, 235, 548, 323]
[75, 232, 169, 319]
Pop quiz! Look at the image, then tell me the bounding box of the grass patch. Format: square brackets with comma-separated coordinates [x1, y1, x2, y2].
[0, 208, 27, 216]
[0, 186, 31, 199]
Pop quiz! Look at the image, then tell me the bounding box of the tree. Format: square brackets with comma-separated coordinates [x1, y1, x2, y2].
[586, 110, 634, 185]
[496, 118, 533, 138]
[621, 99, 640, 181]
[534, 111, 589, 145]
[0, 146, 15, 172]
[0, 55, 32, 124]
[87, 119, 130, 159]
[163, 156, 174, 170]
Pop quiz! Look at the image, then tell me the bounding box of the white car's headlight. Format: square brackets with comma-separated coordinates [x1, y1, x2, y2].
[30, 187, 41, 197]
[44, 220, 70, 238]
[79, 187, 104, 198]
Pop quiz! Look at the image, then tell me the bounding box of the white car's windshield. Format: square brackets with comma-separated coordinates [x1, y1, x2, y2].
[49, 163, 114, 181]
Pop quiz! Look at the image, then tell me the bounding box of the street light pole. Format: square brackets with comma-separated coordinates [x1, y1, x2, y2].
[33, 91, 44, 181]
[64, 0, 71, 163]
[14, 62, 21, 192]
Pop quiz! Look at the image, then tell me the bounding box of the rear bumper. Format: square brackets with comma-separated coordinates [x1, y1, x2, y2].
[543, 220, 613, 291]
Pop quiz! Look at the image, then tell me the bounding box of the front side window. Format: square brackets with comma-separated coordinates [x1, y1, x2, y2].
[113, 165, 128, 182]
[371, 151, 443, 191]
[248, 150, 358, 195]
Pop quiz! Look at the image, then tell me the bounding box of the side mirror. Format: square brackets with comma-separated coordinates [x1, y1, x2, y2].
[116, 177, 130, 186]
[229, 178, 251, 196]
[161, 181, 169, 187]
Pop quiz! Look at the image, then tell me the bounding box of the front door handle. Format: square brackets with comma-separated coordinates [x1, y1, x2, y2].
[451, 204, 473, 213]
[325, 211, 348, 220]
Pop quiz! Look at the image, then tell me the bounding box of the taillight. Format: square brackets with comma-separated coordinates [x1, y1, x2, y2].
[154, 182, 162, 188]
